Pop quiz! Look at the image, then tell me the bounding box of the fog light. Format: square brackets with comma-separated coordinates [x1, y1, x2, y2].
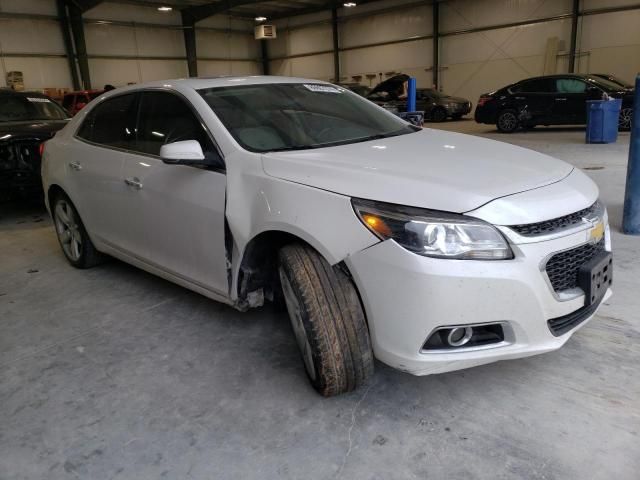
[447, 327, 473, 347]
[421, 323, 507, 352]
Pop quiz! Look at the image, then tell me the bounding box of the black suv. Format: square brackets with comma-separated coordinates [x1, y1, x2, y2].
[475, 74, 635, 133]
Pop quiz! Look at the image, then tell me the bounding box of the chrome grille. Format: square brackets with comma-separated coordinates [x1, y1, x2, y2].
[510, 202, 600, 236]
[545, 239, 606, 293]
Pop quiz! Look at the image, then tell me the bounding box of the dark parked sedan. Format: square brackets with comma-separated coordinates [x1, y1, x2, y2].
[0, 90, 69, 201]
[475, 74, 635, 133]
[366, 74, 472, 122]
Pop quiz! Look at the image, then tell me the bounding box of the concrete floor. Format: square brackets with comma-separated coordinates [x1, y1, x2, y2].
[1, 122, 639, 480]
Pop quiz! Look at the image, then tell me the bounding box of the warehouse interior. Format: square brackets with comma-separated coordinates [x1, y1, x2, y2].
[1, 0, 639, 102]
[1, 0, 640, 479]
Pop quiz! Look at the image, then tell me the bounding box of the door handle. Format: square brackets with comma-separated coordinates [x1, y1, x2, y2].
[68, 161, 82, 171]
[124, 177, 143, 190]
[555, 98, 567, 101]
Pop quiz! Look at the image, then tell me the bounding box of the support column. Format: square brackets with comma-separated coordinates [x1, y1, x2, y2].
[182, 12, 198, 78]
[261, 40, 270, 75]
[432, 0, 439, 89]
[56, 0, 80, 90]
[68, 3, 91, 89]
[568, 0, 579, 73]
[623, 75, 640, 234]
[331, 7, 340, 83]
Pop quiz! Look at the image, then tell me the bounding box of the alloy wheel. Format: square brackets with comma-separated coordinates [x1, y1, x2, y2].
[498, 111, 518, 132]
[54, 200, 82, 261]
[619, 107, 633, 130]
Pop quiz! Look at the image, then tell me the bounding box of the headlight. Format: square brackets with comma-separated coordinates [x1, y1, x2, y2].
[352, 198, 514, 260]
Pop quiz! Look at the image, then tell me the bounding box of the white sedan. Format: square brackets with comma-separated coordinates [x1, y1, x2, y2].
[42, 76, 613, 396]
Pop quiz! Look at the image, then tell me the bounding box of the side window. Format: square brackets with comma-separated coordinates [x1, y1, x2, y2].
[513, 79, 554, 93]
[556, 78, 587, 93]
[135, 91, 214, 156]
[76, 93, 137, 149]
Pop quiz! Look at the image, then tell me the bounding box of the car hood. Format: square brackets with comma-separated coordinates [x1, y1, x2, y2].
[262, 129, 574, 213]
[0, 120, 69, 138]
[369, 74, 409, 96]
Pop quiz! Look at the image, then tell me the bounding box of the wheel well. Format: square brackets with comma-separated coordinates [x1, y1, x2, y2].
[47, 184, 66, 210]
[236, 231, 303, 309]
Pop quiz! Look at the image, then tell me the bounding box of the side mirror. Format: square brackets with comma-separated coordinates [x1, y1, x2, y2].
[160, 140, 205, 164]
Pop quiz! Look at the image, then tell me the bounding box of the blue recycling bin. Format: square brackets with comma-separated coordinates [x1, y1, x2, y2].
[586, 98, 622, 144]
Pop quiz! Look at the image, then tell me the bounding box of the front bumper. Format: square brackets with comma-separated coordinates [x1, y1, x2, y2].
[345, 226, 612, 376]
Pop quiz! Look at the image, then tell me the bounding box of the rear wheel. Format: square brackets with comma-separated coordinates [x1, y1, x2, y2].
[497, 109, 519, 133]
[52, 194, 103, 268]
[278, 243, 374, 397]
[619, 107, 633, 131]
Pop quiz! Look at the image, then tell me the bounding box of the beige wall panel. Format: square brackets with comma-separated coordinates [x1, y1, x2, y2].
[0, 56, 72, 89]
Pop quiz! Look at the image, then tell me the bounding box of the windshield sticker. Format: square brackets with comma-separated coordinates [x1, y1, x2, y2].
[303, 84, 343, 93]
[26, 97, 51, 103]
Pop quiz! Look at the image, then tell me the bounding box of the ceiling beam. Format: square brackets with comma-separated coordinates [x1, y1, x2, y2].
[183, 0, 274, 22]
[71, 0, 105, 12]
[267, 0, 385, 20]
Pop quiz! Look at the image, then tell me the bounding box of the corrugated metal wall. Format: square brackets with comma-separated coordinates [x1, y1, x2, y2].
[1, 0, 639, 98]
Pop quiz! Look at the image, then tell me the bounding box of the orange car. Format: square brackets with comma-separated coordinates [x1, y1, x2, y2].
[62, 89, 104, 116]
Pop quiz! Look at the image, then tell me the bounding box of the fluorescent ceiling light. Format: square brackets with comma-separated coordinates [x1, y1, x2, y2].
[157, 6, 173, 12]
[255, 16, 267, 21]
[343, 2, 357, 6]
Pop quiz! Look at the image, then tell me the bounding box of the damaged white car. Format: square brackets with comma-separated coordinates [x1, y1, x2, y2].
[42, 76, 612, 396]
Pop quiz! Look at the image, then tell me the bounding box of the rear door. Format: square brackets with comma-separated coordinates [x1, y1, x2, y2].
[509, 78, 555, 124]
[119, 90, 229, 295]
[69, 92, 139, 246]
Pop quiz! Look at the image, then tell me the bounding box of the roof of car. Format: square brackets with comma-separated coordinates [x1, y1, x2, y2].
[0, 89, 51, 98]
[112, 76, 331, 94]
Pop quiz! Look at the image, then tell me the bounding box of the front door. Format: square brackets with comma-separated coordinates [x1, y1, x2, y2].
[120, 90, 228, 296]
[552, 77, 601, 124]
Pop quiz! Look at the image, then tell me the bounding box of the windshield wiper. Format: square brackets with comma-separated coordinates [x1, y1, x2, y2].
[267, 144, 323, 153]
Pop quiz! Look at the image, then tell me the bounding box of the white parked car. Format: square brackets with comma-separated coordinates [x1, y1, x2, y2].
[42, 76, 613, 396]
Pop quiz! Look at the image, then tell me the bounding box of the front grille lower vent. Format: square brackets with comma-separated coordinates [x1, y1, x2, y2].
[510, 202, 600, 237]
[545, 239, 606, 293]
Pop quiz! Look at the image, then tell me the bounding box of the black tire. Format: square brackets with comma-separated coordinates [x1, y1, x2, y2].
[451, 113, 463, 121]
[51, 193, 103, 269]
[496, 109, 519, 133]
[619, 107, 633, 131]
[278, 243, 374, 397]
[430, 107, 447, 122]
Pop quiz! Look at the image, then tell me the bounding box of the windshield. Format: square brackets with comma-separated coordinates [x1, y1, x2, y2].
[0, 95, 68, 122]
[586, 76, 626, 91]
[198, 83, 418, 153]
[598, 75, 632, 89]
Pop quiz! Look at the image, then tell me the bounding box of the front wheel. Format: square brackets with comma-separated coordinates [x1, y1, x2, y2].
[430, 107, 447, 122]
[496, 109, 519, 133]
[619, 107, 633, 131]
[52, 194, 103, 268]
[278, 244, 374, 397]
